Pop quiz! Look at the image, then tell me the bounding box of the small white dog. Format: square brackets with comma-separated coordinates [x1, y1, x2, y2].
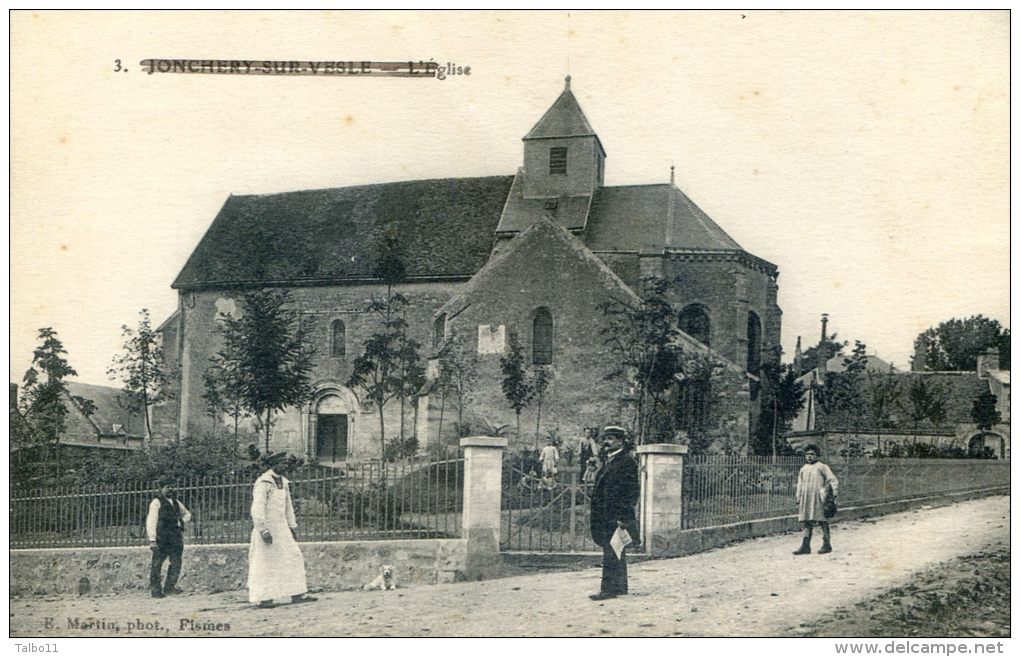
[362, 564, 397, 591]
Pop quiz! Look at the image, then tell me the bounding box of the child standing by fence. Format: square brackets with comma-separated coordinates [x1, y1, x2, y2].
[793, 444, 838, 555]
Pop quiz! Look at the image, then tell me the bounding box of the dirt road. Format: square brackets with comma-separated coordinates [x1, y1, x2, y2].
[10, 495, 1009, 637]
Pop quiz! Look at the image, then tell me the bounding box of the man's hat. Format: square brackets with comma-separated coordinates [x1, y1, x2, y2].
[600, 425, 627, 439]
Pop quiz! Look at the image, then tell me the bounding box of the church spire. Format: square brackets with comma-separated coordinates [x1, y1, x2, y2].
[523, 77, 599, 140]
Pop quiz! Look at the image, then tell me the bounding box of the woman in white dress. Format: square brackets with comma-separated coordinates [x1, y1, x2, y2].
[248, 452, 317, 607]
[793, 444, 839, 555]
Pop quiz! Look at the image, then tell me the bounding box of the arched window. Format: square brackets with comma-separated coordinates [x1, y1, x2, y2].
[433, 314, 446, 350]
[746, 312, 762, 374]
[331, 320, 346, 358]
[678, 304, 711, 346]
[533, 307, 553, 365]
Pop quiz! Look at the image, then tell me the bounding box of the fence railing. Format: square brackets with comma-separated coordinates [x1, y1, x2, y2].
[10, 457, 464, 549]
[500, 467, 600, 552]
[681, 456, 1010, 529]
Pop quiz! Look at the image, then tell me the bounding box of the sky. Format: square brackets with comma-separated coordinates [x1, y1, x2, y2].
[9, 10, 1010, 387]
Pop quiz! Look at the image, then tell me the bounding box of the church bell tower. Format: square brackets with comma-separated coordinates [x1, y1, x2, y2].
[520, 76, 606, 199]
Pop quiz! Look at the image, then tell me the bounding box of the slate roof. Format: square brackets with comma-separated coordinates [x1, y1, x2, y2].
[495, 172, 592, 233]
[438, 216, 748, 374]
[585, 184, 744, 253]
[175, 174, 769, 290]
[173, 176, 514, 289]
[65, 381, 147, 437]
[523, 83, 598, 140]
[438, 215, 641, 320]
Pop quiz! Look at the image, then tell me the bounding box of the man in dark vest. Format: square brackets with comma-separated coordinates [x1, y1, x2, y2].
[588, 425, 640, 600]
[146, 477, 192, 598]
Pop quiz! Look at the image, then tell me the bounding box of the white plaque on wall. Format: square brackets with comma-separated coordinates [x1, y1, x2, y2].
[477, 324, 506, 354]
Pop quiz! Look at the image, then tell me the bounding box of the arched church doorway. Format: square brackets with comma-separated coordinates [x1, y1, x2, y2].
[315, 393, 351, 462]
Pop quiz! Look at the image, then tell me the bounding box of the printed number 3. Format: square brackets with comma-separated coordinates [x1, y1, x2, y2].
[114, 59, 125, 72]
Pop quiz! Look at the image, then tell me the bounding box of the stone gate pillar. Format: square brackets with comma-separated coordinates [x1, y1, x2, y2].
[636, 443, 688, 557]
[460, 436, 507, 580]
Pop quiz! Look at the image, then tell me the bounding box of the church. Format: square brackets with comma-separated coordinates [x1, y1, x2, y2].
[156, 78, 783, 460]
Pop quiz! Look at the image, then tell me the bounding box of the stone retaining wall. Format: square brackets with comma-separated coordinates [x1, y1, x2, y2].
[646, 486, 1008, 557]
[10, 539, 467, 597]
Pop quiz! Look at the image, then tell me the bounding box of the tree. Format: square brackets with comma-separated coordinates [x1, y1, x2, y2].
[499, 330, 534, 445]
[863, 366, 901, 451]
[216, 289, 316, 453]
[913, 315, 1010, 372]
[673, 352, 725, 454]
[202, 355, 247, 444]
[599, 277, 686, 444]
[396, 326, 426, 443]
[813, 341, 868, 433]
[900, 376, 937, 442]
[347, 231, 426, 462]
[18, 328, 84, 457]
[970, 391, 1001, 431]
[347, 236, 424, 463]
[108, 309, 173, 448]
[797, 334, 848, 375]
[755, 358, 806, 458]
[435, 329, 477, 441]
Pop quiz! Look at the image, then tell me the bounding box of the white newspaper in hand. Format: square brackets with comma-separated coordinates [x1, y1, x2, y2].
[610, 526, 633, 559]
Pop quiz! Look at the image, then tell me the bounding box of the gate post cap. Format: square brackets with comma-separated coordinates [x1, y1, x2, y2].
[636, 443, 689, 455]
[460, 436, 508, 449]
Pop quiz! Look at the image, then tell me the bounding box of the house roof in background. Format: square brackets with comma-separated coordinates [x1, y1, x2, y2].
[65, 381, 146, 437]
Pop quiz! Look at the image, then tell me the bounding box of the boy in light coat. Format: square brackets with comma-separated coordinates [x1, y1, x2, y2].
[793, 444, 839, 555]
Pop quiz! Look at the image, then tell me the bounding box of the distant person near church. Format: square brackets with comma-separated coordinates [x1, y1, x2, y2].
[146, 477, 191, 598]
[793, 444, 839, 555]
[248, 452, 317, 608]
[578, 427, 599, 482]
[540, 437, 560, 484]
[589, 426, 640, 601]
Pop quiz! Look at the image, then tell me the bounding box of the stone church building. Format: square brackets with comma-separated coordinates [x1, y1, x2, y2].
[158, 78, 782, 461]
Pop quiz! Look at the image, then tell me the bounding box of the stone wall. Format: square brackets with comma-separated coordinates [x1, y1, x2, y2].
[643, 486, 1007, 558]
[788, 427, 1011, 459]
[442, 222, 636, 446]
[658, 256, 781, 371]
[10, 539, 467, 597]
[173, 281, 461, 457]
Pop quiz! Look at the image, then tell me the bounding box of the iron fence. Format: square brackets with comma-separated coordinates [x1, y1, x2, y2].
[681, 456, 1010, 529]
[500, 467, 600, 552]
[10, 457, 464, 549]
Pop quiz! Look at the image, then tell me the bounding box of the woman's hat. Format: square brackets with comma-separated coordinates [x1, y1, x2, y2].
[262, 451, 289, 467]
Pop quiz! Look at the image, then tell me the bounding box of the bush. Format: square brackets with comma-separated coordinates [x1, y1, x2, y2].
[13, 432, 256, 489]
[882, 442, 996, 459]
[382, 436, 419, 462]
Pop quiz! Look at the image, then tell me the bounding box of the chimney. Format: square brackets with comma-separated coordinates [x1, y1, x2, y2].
[794, 336, 803, 372]
[820, 313, 829, 344]
[977, 348, 1000, 378]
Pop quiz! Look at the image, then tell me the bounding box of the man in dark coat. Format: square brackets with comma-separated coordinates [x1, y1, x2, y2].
[146, 477, 191, 598]
[588, 426, 640, 600]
